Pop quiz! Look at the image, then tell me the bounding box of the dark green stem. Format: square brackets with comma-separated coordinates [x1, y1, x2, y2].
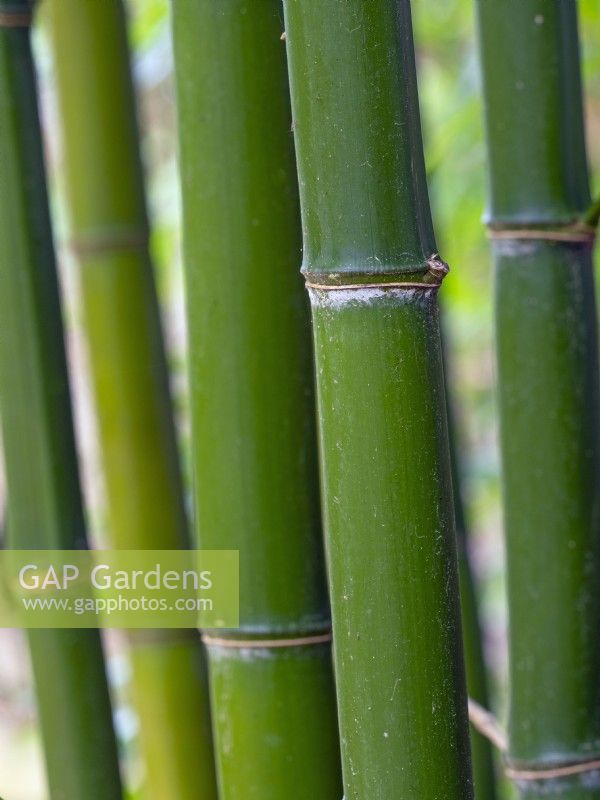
[171, 2, 342, 798]
[0, 3, 122, 797]
[476, 2, 600, 797]
[446, 369, 498, 800]
[282, 1, 473, 797]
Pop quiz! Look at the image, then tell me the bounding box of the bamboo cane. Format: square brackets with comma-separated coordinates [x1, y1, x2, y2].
[171, 2, 342, 798]
[446, 374, 498, 800]
[282, 1, 473, 797]
[476, 2, 600, 797]
[44, 1, 217, 797]
[0, 3, 122, 798]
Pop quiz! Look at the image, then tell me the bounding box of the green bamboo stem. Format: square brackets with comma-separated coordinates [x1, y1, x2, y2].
[45, 1, 217, 797]
[476, 2, 600, 797]
[0, 3, 122, 798]
[171, 2, 342, 798]
[446, 373, 498, 800]
[282, 1, 473, 797]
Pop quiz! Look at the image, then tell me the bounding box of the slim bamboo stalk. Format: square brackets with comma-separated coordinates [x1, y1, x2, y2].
[476, 2, 600, 797]
[446, 373, 497, 800]
[0, 3, 122, 798]
[282, 1, 473, 797]
[171, 2, 342, 798]
[45, 1, 217, 797]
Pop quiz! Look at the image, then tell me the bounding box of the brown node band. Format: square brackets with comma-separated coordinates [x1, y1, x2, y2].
[505, 759, 600, 782]
[488, 227, 596, 245]
[305, 280, 441, 291]
[201, 631, 332, 649]
[468, 698, 600, 782]
[70, 227, 149, 258]
[304, 253, 449, 291]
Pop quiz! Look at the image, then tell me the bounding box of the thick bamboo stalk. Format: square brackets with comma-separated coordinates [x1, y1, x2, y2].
[45, 1, 217, 797]
[476, 2, 600, 797]
[171, 2, 342, 798]
[0, 3, 122, 798]
[282, 1, 473, 798]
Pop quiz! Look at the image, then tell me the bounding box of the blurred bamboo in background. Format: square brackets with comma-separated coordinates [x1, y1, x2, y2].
[171, 2, 342, 798]
[476, 2, 600, 797]
[45, 0, 217, 797]
[0, 1, 123, 797]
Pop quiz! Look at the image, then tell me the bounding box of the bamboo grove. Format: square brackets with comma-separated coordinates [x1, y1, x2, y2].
[0, 1, 597, 799]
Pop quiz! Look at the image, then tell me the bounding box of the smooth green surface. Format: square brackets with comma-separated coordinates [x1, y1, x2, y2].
[173, 0, 329, 634]
[495, 242, 600, 781]
[46, 1, 218, 797]
[172, 1, 341, 797]
[47, 0, 187, 553]
[283, 1, 473, 798]
[27, 629, 122, 800]
[310, 289, 472, 799]
[477, 0, 590, 225]
[130, 636, 216, 800]
[457, 542, 497, 800]
[0, 7, 122, 798]
[209, 644, 341, 800]
[477, 1, 600, 795]
[447, 361, 498, 800]
[284, 0, 435, 279]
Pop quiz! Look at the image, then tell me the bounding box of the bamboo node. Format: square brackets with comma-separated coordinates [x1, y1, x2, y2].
[304, 253, 449, 291]
[70, 227, 149, 258]
[505, 759, 600, 782]
[426, 252, 450, 281]
[0, 6, 33, 27]
[468, 698, 600, 782]
[487, 226, 596, 245]
[201, 631, 332, 649]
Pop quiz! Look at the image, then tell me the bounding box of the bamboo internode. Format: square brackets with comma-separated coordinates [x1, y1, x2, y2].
[46, 1, 218, 797]
[0, 2, 122, 796]
[283, 1, 473, 797]
[476, 1, 600, 797]
[172, 2, 342, 797]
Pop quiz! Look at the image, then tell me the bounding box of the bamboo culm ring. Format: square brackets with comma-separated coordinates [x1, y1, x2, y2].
[468, 698, 600, 782]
